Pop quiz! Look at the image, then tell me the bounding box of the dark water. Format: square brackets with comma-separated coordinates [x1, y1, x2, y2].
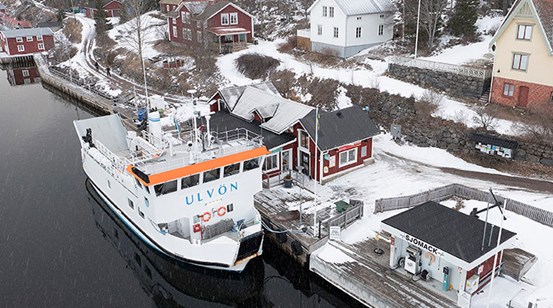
[0, 66, 363, 307]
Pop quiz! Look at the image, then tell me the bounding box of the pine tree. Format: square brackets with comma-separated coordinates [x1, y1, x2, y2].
[94, 0, 112, 36]
[449, 0, 479, 37]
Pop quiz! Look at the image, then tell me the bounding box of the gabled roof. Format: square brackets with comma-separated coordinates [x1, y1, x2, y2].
[0, 27, 53, 38]
[218, 81, 280, 111]
[84, 0, 122, 9]
[184, 1, 211, 14]
[382, 201, 516, 267]
[197, 1, 252, 20]
[260, 99, 314, 134]
[231, 87, 280, 121]
[299, 105, 379, 151]
[308, 0, 396, 15]
[490, 0, 553, 53]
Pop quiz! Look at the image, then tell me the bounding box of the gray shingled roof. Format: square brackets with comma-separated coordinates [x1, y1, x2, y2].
[209, 111, 295, 151]
[184, 1, 210, 15]
[218, 81, 280, 111]
[0, 27, 53, 38]
[197, 1, 230, 20]
[533, 0, 553, 49]
[299, 105, 379, 151]
[382, 201, 516, 264]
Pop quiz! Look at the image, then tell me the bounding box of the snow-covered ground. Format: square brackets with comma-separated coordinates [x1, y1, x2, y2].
[107, 12, 166, 59]
[294, 134, 553, 307]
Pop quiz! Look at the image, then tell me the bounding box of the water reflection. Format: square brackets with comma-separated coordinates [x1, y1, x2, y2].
[4, 62, 41, 86]
[85, 179, 266, 307]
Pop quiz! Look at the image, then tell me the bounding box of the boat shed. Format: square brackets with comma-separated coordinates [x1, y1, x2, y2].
[381, 201, 516, 307]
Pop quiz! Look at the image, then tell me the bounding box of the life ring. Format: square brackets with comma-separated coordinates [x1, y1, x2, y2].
[425, 252, 436, 264]
[201, 212, 211, 222]
[217, 206, 227, 217]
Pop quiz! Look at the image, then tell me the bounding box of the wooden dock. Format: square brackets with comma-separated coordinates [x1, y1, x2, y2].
[310, 239, 457, 308]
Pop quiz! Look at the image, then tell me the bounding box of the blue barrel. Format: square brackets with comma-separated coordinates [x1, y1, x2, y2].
[137, 107, 147, 121]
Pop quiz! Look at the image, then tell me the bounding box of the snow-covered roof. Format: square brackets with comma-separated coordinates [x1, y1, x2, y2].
[184, 1, 210, 15]
[0, 27, 53, 38]
[208, 26, 250, 35]
[309, 0, 396, 15]
[218, 81, 280, 111]
[231, 87, 280, 121]
[260, 98, 314, 135]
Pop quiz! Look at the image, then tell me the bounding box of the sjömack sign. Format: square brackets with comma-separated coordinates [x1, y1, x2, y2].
[404, 234, 443, 256]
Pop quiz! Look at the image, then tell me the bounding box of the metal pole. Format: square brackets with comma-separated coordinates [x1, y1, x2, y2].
[481, 201, 490, 251]
[414, 0, 421, 58]
[486, 199, 507, 308]
[313, 106, 319, 237]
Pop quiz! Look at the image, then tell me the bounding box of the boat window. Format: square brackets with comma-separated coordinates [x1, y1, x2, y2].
[243, 158, 260, 171]
[128, 199, 134, 209]
[181, 174, 200, 189]
[144, 197, 149, 207]
[154, 180, 178, 196]
[224, 163, 240, 177]
[139, 209, 145, 218]
[203, 168, 221, 183]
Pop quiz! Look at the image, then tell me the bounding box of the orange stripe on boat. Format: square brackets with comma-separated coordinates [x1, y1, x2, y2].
[128, 146, 269, 186]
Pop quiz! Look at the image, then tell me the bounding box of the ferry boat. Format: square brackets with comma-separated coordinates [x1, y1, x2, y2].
[74, 110, 268, 271]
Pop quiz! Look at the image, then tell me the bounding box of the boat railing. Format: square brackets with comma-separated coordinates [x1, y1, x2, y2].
[214, 128, 263, 146]
[92, 139, 132, 172]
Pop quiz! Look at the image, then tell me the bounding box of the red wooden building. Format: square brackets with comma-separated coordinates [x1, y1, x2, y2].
[7, 66, 41, 86]
[0, 28, 54, 56]
[209, 82, 380, 184]
[84, 0, 123, 18]
[167, 0, 254, 53]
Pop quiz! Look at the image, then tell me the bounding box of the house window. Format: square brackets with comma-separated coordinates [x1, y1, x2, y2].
[26, 36, 33, 42]
[503, 83, 515, 96]
[38, 43, 44, 50]
[196, 30, 202, 42]
[263, 153, 279, 172]
[329, 7, 334, 17]
[128, 199, 134, 209]
[299, 130, 309, 150]
[339, 148, 357, 167]
[361, 145, 368, 157]
[181, 11, 191, 23]
[317, 24, 322, 35]
[378, 25, 384, 36]
[322, 6, 327, 17]
[184, 28, 192, 40]
[230, 12, 238, 25]
[356, 27, 362, 38]
[16, 37, 22, 42]
[221, 13, 229, 25]
[22, 69, 29, 77]
[17, 45, 24, 52]
[203, 168, 221, 183]
[517, 24, 532, 40]
[172, 26, 177, 37]
[512, 53, 529, 71]
[37, 35, 43, 41]
[243, 158, 260, 170]
[333, 27, 339, 38]
[181, 174, 200, 188]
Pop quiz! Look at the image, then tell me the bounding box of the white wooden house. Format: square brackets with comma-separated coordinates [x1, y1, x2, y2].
[297, 0, 396, 58]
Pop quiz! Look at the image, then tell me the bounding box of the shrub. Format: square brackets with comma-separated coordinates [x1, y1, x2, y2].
[235, 53, 280, 80]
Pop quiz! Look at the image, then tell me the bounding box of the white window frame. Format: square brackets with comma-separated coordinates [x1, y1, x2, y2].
[322, 6, 327, 17]
[181, 11, 190, 24]
[172, 25, 177, 37]
[516, 24, 532, 40]
[329, 6, 334, 17]
[263, 153, 280, 172]
[356, 27, 362, 38]
[378, 25, 384, 36]
[37, 43, 44, 50]
[221, 13, 229, 25]
[361, 145, 367, 157]
[333, 27, 339, 38]
[26, 36, 33, 42]
[229, 12, 238, 25]
[299, 129, 309, 151]
[317, 24, 322, 36]
[512, 53, 529, 71]
[184, 28, 192, 40]
[17, 45, 24, 52]
[22, 69, 29, 77]
[37, 35, 43, 41]
[16, 37, 23, 43]
[339, 148, 357, 167]
[503, 83, 515, 96]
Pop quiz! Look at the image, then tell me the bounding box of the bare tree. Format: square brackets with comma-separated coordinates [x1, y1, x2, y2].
[472, 107, 498, 131]
[407, 0, 448, 49]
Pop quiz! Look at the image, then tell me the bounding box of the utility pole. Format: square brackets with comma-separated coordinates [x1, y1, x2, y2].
[414, 0, 421, 58]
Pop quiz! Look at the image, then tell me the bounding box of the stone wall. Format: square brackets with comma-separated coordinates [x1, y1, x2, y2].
[388, 63, 491, 98]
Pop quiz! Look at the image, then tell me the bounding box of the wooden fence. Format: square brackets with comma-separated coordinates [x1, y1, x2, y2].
[374, 184, 553, 228]
[326, 199, 364, 232]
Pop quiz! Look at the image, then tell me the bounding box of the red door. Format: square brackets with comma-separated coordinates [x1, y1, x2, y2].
[517, 86, 529, 108]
